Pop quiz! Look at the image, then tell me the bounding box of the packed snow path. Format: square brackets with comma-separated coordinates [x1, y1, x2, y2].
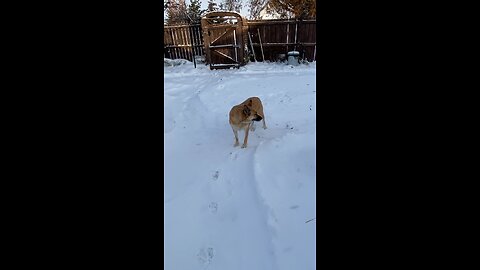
[164, 62, 316, 270]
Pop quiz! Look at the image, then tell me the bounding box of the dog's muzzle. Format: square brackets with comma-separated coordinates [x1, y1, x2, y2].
[254, 115, 263, 121]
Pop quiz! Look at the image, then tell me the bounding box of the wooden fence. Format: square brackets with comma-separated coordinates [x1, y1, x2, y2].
[246, 19, 316, 62]
[163, 24, 204, 61]
[163, 19, 317, 63]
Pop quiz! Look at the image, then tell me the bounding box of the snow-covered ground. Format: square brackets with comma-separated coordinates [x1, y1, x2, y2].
[164, 61, 316, 270]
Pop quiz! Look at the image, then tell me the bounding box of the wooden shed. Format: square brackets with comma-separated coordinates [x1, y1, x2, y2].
[201, 12, 249, 69]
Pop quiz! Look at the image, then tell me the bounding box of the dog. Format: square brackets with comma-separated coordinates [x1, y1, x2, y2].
[229, 97, 267, 148]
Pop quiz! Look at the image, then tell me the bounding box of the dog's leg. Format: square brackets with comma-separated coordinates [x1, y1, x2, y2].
[232, 126, 239, 147]
[262, 117, 267, 129]
[250, 121, 256, 131]
[241, 123, 250, 148]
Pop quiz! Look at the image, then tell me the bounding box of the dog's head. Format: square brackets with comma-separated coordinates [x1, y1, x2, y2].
[243, 99, 262, 121]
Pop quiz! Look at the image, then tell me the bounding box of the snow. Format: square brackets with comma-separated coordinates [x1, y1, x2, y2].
[164, 60, 316, 270]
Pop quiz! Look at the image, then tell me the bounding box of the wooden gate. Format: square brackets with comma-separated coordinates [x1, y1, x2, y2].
[201, 12, 248, 70]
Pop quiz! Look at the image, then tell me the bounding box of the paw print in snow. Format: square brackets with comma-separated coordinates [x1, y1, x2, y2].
[212, 170, 219, 180]
[197, 247, 214, 266]
[208, 202, 218, 213]
[230, 152, 238, 160]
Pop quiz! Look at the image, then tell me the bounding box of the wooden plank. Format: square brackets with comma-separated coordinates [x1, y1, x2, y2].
[233, 29, 238, 62]
[182, 27, 188, 59]
[164, 24, 201, 29]
[176, 27, 182, 59]
[195, 34, 199, 56]
[210, 64, 238, 68]
[165, 45, 204, 48]
[209, 44, 239, 49]
[185, 27, 193, 61]
[246, 20, 315, 25]
[287, 24, 290, 44]
[250, 42, 316, 46]
[205, 11, 243, 18]
[204, 24, 236, 30]
[196, 26, 203, 55]
[294, 23, 298, 50]
[175, 27, 182, 59]
[257, 28, 264, 61]
[248, 31, 257, 62]
[209, 27, 235, 46]
[170, 29, 177, 59]
[190, 25, 196, 57]
[172, 28, 179, 58]
[212, 50, 238, 63]
[184, 27, 191, 61]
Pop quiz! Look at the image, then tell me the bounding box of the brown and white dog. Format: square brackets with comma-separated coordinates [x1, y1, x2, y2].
[229, 97, 267, 148]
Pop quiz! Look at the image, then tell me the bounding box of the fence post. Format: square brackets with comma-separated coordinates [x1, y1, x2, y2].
[189, 25, 197, 68]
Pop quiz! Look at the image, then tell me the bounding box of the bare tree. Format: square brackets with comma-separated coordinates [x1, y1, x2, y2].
[207, 0, 219, 12]
[166, 0, 208, 25]
[187, 0, 206, 23]
[166, 0, 189, 25]
[248, 0, 267, 19]
[219, 0, 243, 12]
[267, 0, 316, 19]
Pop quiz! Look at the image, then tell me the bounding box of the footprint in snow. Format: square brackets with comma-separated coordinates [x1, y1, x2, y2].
[197, 247, 214, 266]
[229, 152, 238, 160]
[208, 202, 218, 214]
[212, 170, 219, 180]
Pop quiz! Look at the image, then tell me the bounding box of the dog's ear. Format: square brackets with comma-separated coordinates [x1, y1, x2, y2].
[243, 105, 250, 115]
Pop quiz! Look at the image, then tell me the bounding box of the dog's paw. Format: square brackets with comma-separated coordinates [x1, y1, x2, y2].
[241, 144, 247, 148]
[233, 142, 239, 147]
